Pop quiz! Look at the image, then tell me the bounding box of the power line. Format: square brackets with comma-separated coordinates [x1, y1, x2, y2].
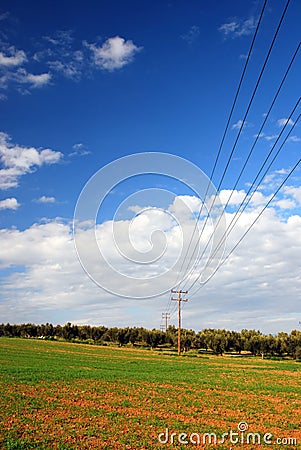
[202, 109, 300, 283]
[186, 100, 300, 293]
[179, 0, 293, 291]
[161, 0, 296, 327]
[172, 0, 268, 291]
[163, 0, 275, 319]
[190, 156, 301, 297]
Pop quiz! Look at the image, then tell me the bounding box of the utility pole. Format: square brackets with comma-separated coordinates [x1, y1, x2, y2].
[171, 290, 188, 356]
[162, 312, 170, 332]
[160, 325, 165, 332]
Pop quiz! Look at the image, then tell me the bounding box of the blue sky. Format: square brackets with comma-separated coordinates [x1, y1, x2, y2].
[0, 0, 300, 333]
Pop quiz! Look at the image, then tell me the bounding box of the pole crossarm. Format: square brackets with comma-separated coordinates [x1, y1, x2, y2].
[162, 312, 170, 332]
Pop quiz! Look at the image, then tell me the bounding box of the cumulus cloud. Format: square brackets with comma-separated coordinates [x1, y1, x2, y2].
[86, 36, 142, 71]
[0, 42, 52, 95]
[46, 33, 142, 76]
[274, 198, 296, 209]
[0, 197, 19, 210]
[219, 189, 273, 210]
[219, 16, 257, 38]
[0, 189, 300, 332]
[0, 132, 62, 189]
[284, 186, 301, 205]
[0, 30, 142, 96]
[169, 195, 202, 215]
[220, 189, 246, 206]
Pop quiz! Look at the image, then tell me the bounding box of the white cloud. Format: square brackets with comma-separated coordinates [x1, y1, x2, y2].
[169, 195, 202, 214]
[0, 31, 141, 97]
[24, 72, 52, 88]
[34, 31, 85, 81]
[0, 45, 49, 96]
[284, 186, 301, 205]
[219, 17, 257, 38]
[0, 197, 20, 210]
[219, 189, 273, 209]
[12, 68, 52, 88]
[0, 66, 52, 92]
[0, 192, 300, 332]
[0, 132, 62, 189]
[0, 47, 27, 67]
[35, 196, 56, 204]
[277, 118, 295, 127]
[261, 168, 294, 192]
[86, 36, 142, 71]
[274, 198, 296, 210]
[219, 189, 247, 206]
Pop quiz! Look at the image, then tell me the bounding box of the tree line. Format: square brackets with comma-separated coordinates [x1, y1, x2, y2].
[1, 322, 301, 359]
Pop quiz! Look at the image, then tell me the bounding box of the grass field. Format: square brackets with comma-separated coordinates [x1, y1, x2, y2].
[0, 338, 300, 449]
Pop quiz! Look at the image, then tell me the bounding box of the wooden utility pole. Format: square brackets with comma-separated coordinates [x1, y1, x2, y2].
[162, 312, 170, 332]
[171, 290, 188, 356]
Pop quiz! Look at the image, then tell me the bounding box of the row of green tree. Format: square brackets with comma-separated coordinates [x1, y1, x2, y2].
[1, 322, 301, 359]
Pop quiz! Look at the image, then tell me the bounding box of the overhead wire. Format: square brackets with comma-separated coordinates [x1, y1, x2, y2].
[160, 0, 269, 327]
[189, 155, 301, 298]
[160, 0, 297, 326]
[183, 86, 300, 292]
[188, 107, 300, 295]
[179, 0, 293, 292]
[171, 0, 268, 293]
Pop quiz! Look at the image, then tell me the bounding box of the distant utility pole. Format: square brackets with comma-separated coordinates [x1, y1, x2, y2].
[162, 312, 170, 332]
[160, 325, 165, 332]
[171, 290, 188, 356]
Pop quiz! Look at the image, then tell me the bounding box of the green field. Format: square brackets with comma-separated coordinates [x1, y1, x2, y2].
[0, 338, 300, 449]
